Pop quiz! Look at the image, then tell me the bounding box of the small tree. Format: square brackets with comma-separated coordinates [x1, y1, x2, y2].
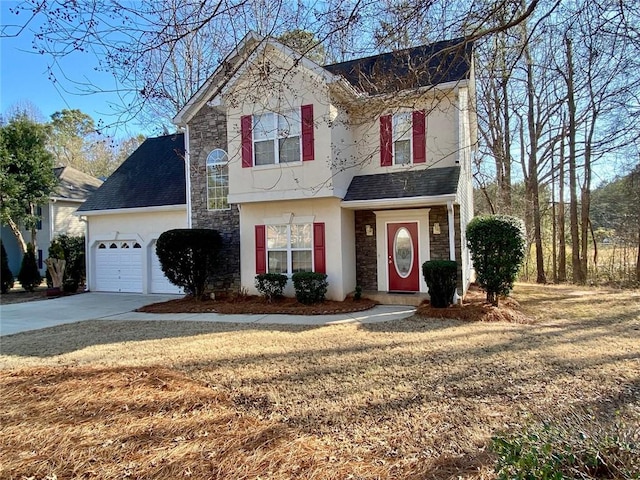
[18, 243, 42, 292]
[155, 229, 222, 300]
[467, 215, 526, 306]
[1, 240, 14, 293]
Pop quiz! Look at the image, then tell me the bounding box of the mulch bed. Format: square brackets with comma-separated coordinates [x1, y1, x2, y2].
[137, 295, 378, 315]
[415, 285, 534, 323]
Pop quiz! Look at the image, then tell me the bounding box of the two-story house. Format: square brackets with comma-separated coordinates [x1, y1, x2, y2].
[173, 32, 476, 301]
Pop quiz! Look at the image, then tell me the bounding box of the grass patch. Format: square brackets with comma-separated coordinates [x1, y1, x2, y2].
[1, 283, 639, 479]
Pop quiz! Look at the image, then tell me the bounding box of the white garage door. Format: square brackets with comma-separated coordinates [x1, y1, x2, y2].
[150, 242, 183, 294]
[95, 241, 143, 293]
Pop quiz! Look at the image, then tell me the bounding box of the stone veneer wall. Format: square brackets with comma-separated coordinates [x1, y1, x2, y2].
[354, 210, 378, 291]
[428, 205, 463, 291]
[188, 105, 241, 292]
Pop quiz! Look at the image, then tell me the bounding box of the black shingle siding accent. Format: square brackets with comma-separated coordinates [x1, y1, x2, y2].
[343, 166, 460, 202]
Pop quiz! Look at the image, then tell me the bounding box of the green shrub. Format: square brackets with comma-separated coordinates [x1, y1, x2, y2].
[354, 285, 362, 301]
[466, 215, 526, 306]
[422, 260, 457, 308]
[1, 240, 14, 294]
[156, 229, 222, 300]
[255, 273, 288, 302]
[492, 412, 640, 480]
[292, 271, 328, 304]
[18, 243, 41, 292]
[54, 235, 85, 292]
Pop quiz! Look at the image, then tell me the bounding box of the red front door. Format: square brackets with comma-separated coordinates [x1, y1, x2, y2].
[387, 222, 420, 292]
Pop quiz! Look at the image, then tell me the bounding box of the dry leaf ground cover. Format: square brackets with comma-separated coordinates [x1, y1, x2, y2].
[0, 283, 639, 479]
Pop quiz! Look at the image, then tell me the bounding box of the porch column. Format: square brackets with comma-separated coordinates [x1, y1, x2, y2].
[447, 201, 456, 261]
[447, 201, 460, 303]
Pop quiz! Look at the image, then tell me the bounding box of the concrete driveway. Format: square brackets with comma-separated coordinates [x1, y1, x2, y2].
[0, 292, 182, 336]
[0, 292, 417, 337]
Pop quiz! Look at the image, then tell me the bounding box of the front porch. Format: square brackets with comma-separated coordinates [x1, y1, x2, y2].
[361, 290, 430, 307]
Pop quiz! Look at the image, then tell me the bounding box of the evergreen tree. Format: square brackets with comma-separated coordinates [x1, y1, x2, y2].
[17, 243, 42, 292]
[1, 240, 14, 294]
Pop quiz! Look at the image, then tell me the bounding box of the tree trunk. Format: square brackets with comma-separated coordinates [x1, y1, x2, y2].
[636, 224, 640, 283]
[6, 217, 27, 254]
[524, 27, 546, 284]
[566, 36, 584, 284]
[557, 128, 567, 282]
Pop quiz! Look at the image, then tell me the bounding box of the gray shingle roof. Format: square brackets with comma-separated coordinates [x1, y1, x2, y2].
[324, 38, 472, 95]
[78, 134, 185, 212]
[343, 166, 460, 202]
[53, 166, 103, 201]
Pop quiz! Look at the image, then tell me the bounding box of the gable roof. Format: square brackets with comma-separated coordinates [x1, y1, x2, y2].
[53, 166, 103, 201]
[324, 38, 472, 95]
[343, 166, 460, 202]
[174, 34, 472, 126]
[78, 134, 185, 212]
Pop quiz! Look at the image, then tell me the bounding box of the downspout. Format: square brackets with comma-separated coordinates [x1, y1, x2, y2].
[447, 201, 460, 303]
[184, 125, 193, 229]
[81, 216, 90, 291]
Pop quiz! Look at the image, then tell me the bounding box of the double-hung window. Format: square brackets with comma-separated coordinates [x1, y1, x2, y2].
[206, 149, 229, 210]
[241, 104, 314, 167]
[266, 223, 312, 274]
[253, 110, 301, 166]
[380, 110, 426, 166]
[393, 112, 412, 165]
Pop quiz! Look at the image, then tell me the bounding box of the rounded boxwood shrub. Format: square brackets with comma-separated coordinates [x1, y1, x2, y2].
[255, 273, 288, 302]
[1, 240, 14, 294]
[466, 215, 526, 306]
[18, 243, 41, 292]
[291, 271, 328, 304]
[422, 260, 458, 308]
[156, 229, 222, 300]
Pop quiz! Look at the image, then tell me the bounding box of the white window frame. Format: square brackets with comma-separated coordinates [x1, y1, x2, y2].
[206, 149, 230, 211]
[266, 223, 313, 275]
[253, 110, 302, 166]
[393, 112, 413, 165]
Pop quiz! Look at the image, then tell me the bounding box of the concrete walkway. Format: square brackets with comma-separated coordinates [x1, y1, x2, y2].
[0, 292, 416, 336]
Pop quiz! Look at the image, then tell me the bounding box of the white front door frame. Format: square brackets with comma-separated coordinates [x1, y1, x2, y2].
[374, 208, 430, 293]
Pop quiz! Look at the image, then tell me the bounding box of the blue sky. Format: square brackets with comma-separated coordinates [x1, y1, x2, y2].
[0, 2, 148, 137]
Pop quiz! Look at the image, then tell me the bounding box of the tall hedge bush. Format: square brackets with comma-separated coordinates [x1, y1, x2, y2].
[1, 240, 14, 293]
[156, 229, 222, 300]
[422, 260, 457, 308]
[466, 215, 526, 306]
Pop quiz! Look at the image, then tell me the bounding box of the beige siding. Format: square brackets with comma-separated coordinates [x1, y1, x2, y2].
[52, 202, 85, 237]
[239, 197, 354, 300]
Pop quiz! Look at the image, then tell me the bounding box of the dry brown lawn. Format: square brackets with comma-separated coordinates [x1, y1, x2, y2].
[1, 283, 638, 479]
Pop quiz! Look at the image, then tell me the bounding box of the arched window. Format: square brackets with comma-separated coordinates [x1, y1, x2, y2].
[206, 149, 229, 210]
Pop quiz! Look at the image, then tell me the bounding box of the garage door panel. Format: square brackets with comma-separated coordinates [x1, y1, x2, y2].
[94, 241, 142, 293]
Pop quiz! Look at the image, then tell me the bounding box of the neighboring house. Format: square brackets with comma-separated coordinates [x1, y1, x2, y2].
[1, 166, 103, 276]
[76, 134, 186, 294]
[172, 32, 477, 301]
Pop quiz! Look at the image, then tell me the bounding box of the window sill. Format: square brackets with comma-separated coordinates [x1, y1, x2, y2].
[251, 161, 304, 171]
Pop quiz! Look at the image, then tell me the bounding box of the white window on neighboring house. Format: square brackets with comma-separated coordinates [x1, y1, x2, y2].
[266, 223, 312, 274]
[393, 112, 412, 165]
[206, 149, 229, 210]
[253, 110, 301, 166]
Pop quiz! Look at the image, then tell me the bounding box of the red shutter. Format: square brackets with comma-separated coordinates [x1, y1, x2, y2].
[313, 222, 326, 274]
[241, 115, 253, 168]
[255, 225, 266, 274]
[413, 110, 426, 164]
[301, 104, 314, 161]
[380, 115, 392, 166]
